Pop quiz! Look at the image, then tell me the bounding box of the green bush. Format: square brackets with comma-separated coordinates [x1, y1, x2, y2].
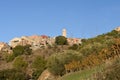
[13, 56, 28, 70]
[23, 45, 32, 55]
[55, 36, 68, 45]
[32, 56, 46, 70]
[5, 54, 15, 62]
[32, 70, 42, 80]
[32, 56, 46, 80]
[47, 50, 81, 76]
[69, 44, 79, 50]
[2, 53, 14, 62]
[0, 69, 29, 80]
[13, 45, 24, 56]
[13, 45, 32, 57]
[80, 42, 105, 56]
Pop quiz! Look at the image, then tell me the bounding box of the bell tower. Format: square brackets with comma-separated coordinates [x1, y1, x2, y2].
[62, 29, 67, 37]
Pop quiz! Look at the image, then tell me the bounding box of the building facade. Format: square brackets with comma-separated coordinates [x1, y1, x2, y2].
[9, 35, 55, 50]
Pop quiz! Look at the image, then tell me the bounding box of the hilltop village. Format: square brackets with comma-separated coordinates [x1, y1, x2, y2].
[1, 27, 120, 53]
[0, 27, 120, 80]
[0, 29, 81, 52]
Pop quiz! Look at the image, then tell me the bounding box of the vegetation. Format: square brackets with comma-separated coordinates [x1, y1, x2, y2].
[55, 36, 68, 45]
[69, 44, 79, 50]
[47, 50, 81, 76]
[104, 61, 120, 80]
[0, 30, 120, 80]
[0, 69, 29, 80]
[4, 45, 32, 62]
[58, 30, 120, 80]
[13, 45, 32, 57]
[59, 65, 105, 80]
[13, 45, 25, 56]
[32, 56, 46, 80]
[13, 56, 28, 70]
[5, 54, 15, 62]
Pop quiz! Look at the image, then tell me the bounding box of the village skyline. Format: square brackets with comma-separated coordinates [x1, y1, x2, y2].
[0, 0, 120, 42]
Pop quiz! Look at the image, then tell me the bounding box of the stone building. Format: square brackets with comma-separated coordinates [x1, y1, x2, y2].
[62, 28, 81, 45]
[67, 38, 81, 45]
[9, 38, 22, 47]
[9, 35, 55, 50]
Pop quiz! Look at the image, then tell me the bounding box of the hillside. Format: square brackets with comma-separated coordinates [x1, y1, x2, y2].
[58, 30, 120, 80]
[0, 29, 120, 80]
[59, 58, 120, 80]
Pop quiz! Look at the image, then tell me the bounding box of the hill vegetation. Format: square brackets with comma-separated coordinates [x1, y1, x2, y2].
[0, 30, 120, 80]
[59, 30, 120, 80]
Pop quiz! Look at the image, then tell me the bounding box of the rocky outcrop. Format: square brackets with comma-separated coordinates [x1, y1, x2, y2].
[0, 42, 12, 53]
[37, 69, 57, 80]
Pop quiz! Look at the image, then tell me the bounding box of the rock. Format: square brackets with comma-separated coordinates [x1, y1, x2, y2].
[37, 69, 57, 80]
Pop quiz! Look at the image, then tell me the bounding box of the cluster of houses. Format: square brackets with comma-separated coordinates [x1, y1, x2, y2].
[9, 35, 55, 50]
[1, 27, 120, 53]
[8, 29, 81, 49]
[0, 29, 82, 52]
[0, 36, 81, 52]
[9, 34, 81, 49]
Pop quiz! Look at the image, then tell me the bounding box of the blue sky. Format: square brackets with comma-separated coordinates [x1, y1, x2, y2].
[0, 0, 120, 42]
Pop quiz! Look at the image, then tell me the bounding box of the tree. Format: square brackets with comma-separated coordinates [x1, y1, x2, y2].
[13, 45, 24, 57]
[55, 36, 68, 45]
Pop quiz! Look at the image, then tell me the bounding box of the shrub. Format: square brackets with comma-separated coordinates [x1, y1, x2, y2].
[13, 45, 32, 57]
[13, 56, 28, 70]
[13, 45, 24, 56]
[0, 69, 29, 80]
[32, 56, 46, 70]
[32, 70, 42, 80]
[23, 45, 32, 55]
[55, 36, 68, 45]
[47, 50, 81, 76]
[32, 56, 46, 80]
[69, 44, 79, 50]
[5, 54, 15, 62]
